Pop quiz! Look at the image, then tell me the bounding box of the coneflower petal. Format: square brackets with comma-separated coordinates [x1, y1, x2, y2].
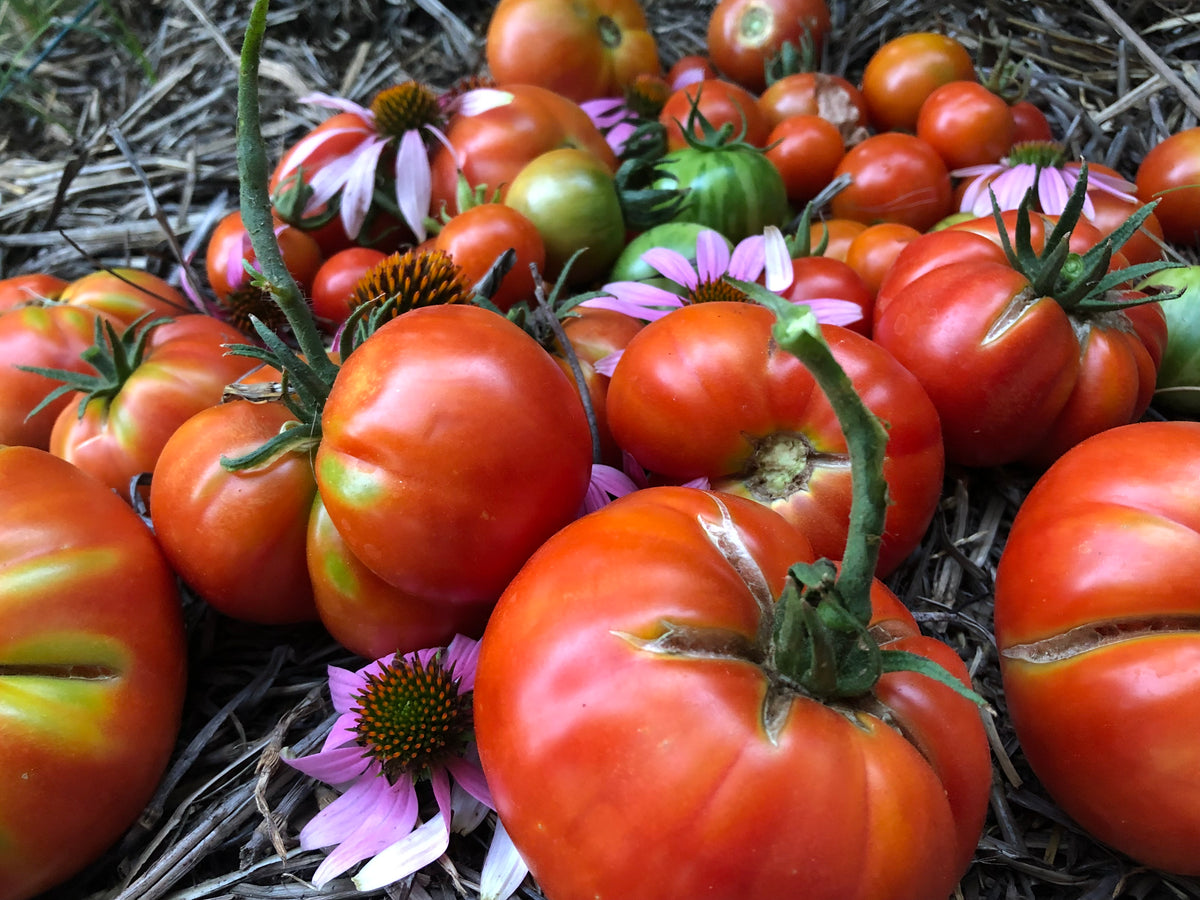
[339, 136, 389, 239]
[299, 91, 375, 122]
[395, 129, 433, 242]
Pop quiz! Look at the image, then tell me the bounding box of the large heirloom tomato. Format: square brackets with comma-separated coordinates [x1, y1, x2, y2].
[605, 302, 944, 576]
[314, 304, 593, 606]
[476, 486, 990, 900]
[0, 273, 67, 312]
[1135, 126, 1200, 247]
[872, 207, 1166, 467]
[57, 267, 188, 324]
[706, 0, 832, 94]
[485, 0, 661, 103]
[994, 421, 1200, 875]
[0, 446, 186, 900]
[150, 399, 319, 625]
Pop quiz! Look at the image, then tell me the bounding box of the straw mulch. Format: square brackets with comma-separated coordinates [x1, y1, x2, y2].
[2, 0, 1200, 898]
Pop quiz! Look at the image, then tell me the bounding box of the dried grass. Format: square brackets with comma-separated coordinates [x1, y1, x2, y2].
[3, 0, 1200, 898]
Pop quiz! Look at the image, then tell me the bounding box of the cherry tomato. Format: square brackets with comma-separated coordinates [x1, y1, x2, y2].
[830, 132, 953, 231]
[204, 210, 324, 301]
[781, 254, 874, 337]
[1135, 127, 1200, 247]
[476, 485, 990, 900]
[807, 217, 867, 261]
[310, 246, 388, 332]
[705, 0, 832, 94]
[765, 114, 846, 205]
[1009, 99, 1053, 143]
[433, 203, 546, 311]
[916, 80, 1016, 169]
[150, 399, 320, 625]
[485, 0, 661, 103]
[757, 71, 868, 134]
[995, 421, 1200, 875]
[659, 78, 771, 149]
[860, 32, 976, 133]
[666, 53, 718, 89]
[843, 222, 922, 297]
[0, 446, 185, 900]
[605, 302, 944, 575]
[0, 273, 67, 312]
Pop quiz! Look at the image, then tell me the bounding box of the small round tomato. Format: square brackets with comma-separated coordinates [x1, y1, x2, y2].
[807, 217, 867, 261]
[916, 80, 1016, 169]
[994, 421, 1200, 875]
[433, 203, 546, 311]
[0, 445, 185, 900]
[757, 71, 868, 134]
[504, 148, 626, 285]
[58, 268, 189, 324]
[605, 302, 944, 576]
[659, 78, 771, 149]
[705, 0, 832, 94]
[204, 210, 324, 301]
[1135, 127, 1200, 247]
[429, 84, 616, 215]
[150, 400, 319, 625]
[781, 255, 874, 336]
[765, 114, 845, 205]
[0, 273, 67, 312]
[830, 132, 953, 231]
[844, 222, 922, 297]
[310, 246, 388, 332]
[860, 32, 976, 133]
[1009, 99, 1053, 142]
[485, 0, 661, 103]
[666, 53, 718, 89]
[315, 304, 593, 605]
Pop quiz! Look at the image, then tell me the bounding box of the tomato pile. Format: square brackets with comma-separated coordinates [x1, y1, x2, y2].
[2, 0, 1200, 897]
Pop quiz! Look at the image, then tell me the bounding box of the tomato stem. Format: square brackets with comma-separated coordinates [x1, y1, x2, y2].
[237, 0, 339, 392]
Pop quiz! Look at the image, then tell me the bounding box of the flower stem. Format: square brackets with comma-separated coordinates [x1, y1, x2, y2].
[237, 0, 339, 389]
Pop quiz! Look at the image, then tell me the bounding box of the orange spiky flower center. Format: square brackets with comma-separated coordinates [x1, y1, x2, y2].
[370, 81, 442, 139]
[351, 248, 473, 318]
[689, 277, 751, 305]
[351, 652, 473, 783]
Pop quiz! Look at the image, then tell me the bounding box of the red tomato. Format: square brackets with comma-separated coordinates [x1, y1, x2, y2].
[1075, 175, 1166, 266]
[0, 304, 114, 450]
[1135, 127, 1200, 247]
[872, 223, 1166, 467]
[475, 485, 990, 900]
[428, 84, 617, 215]
[705, 0, 832, 94]
[0, 273, 67, 312]
[485, 0, 661, 103]
[843, 222, 921, 297]
[780, 254, 874, 336]
[306, 494, 495, 659]
[1009, 99, 1053, 143]
[0, 446, 185, 900]
[830, 132, 953, 231]
[916, 80, 1016, 169]
[994, 420, 1200, 875]
[860, 32, 976, 134]
[605, 302, 944, 576]
[150, 400, 319, 624]
[764, 114, 846, 205]
[310, 246, 388, 332]
[49, 314, 257, 501]
[757, 70, 868, 134]
[666, 53, 718, 89]
[204, 210, 324, 301]
[433, 203, 546, 311]
[659, 78, 771, 149]
[314, 304, 593, 604]
[58, 267, 189, 324]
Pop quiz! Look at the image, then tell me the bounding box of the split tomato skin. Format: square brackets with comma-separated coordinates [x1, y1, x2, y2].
[994, 421, 1200, 875]
[0, 446, 186, 900]
[314, 303, 593, 606]
[476, 486, 990, 900]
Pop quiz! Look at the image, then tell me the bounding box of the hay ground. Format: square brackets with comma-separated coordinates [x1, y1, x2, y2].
[2, 0, 1200, 898]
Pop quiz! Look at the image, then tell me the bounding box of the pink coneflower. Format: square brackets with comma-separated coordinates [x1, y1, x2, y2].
[275, 84, 506, 243]
[284, 635, 527, 897]
[581, 226, 863, 326]
[954, 141, 1137, 219]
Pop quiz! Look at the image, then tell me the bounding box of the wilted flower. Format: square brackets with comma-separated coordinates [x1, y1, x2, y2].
[284, 635, 527, 897]
[954, 141, 1137, 219]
